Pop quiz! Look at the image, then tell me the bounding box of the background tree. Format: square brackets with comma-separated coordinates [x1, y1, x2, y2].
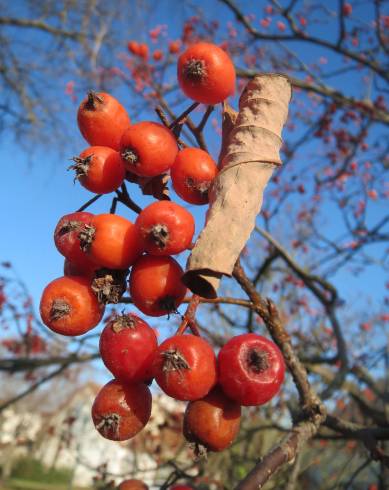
[1, 1, 388, 489]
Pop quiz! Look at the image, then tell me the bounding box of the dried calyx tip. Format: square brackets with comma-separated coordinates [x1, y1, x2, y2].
[85, 91, 103, 110]
[247, 348, 269, 373]
[186, 177, 211, 197]
[95, 413, 120, 437]
[190, 442, 208, 460]
[50, 299, 71, 321]
[111, 314, 136, 332]
[69, 155, 93, 180]
[58, 220, 82, 236]
[121, 148, 139, 166]
[161, 348, 190, 372]
[91, 269, 128, 305]
[149, 224, 169, 249]
[184, 59, 206, 81]
[78, 224, 95, 252]
[159, 295, 179, 315]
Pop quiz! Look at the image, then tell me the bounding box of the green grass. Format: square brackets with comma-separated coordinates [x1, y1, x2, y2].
[0, 478, 89, 490]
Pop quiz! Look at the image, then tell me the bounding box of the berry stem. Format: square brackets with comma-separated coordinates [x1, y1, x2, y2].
[169, 101, 199, 130]
[197, 105, 214, 132]
[176, 294, 201, 336]
[116, 183, 142, 214]
[76, 193, 102, 212]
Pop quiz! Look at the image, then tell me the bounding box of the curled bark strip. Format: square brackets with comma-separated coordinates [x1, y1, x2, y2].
[183, 74, 292, 298]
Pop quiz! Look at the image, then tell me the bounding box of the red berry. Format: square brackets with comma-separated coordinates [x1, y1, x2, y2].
[40, 276, 104, 336]
[79, 213, 142, 270]
[153, 49, 163, 61]
[129, 255, 187, 317]
[63, 258, 98, 279]
[99, 313, 158, 383]
[171, 148, 218, 205]
[128, 41, 140, 55]
[120, 122, 178, 177]
[54, 212, 94, 264]
[77, 92, 131, 151]
[138, 43, 149, 60]
[153, 334, 217, 401]
[218, 334, 285, 406]
[343, 3, 352, 16]
[170, 486, 193, 490]
[169, 40, 181, 54]
[119, 480, 149, 490]
[135, 201, 195, 256]
[183, 386, 241, 451]
[70, 146, 125, 194]
[91, 379, 151, 441]
[177, 42, 235, 104]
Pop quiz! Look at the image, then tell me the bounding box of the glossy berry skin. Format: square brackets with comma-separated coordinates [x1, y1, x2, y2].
[81, 213, 142, 270]
[183, 386, 241, 452]
[153, 334, 217, 401]
[71, 146, 125, 194]
[129, 255, 186, 317]
[63, 258, 98, 279]
[40, 276, 104, 336]
[91, 379, 151, 441]
[135, 201, 195, 256]
[77, 92, 131, 150]
[218, 334, 285, 406]
[54, 212, 94, 264]
[170, 486, 193, 490]
[171, 148, 218, 205]
[119, 480, 149, 490]
[177, 42, 235, 104]
[99, 314, 158, 383]
[120, 121, 178, 177]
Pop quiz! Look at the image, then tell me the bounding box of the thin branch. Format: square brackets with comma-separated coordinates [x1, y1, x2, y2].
[0, 17, 85, 40]
[237, 68, 389, 126]
[232, 259, 326, 489]
[0, 362, 71, 413]
[76, 193, 103, 212]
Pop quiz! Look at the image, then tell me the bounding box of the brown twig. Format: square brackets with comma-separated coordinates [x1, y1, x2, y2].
[176, 294, 201, 336]
[169, 102, 199, 129]
[115, 183, 142, 214]
[232, 259, 326, 489]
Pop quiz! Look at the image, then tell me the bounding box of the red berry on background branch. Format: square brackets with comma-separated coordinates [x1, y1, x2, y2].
[343, 3, 352, 16]
[135, 201, 195, 256]
[92, 379, 152, 441]
[153, 334, 217, 401]
[218, 333, 285, 406]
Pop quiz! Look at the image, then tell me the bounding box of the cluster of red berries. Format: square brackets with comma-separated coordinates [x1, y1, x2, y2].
[39, 41, 285, 474]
